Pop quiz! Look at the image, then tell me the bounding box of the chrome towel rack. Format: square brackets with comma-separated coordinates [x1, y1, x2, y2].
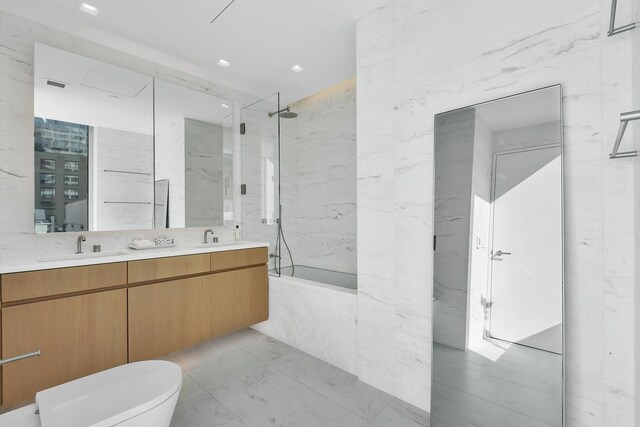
[0, 350, 41, 366]
[609, 110, 640, 159]
[608, 0, 636, 36]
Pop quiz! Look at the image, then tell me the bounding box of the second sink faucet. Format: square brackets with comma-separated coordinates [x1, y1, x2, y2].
[76, 235, 86, 254]
[203, 229, 214, 244]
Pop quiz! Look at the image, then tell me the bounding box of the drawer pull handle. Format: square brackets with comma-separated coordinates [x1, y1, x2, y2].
[0, 350, 41, 366]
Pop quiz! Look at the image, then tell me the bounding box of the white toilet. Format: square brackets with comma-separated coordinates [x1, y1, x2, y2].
[0, 360, 182, 427]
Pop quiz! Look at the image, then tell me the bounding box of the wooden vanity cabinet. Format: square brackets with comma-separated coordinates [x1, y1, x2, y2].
[2, 290, 128, 406]
[0, 246, 269, 407]
[128, 251, 269, 362]
[128, 275, 214, 362]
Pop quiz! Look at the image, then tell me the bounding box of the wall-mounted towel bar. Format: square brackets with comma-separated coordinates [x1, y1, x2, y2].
[103, 169, 152, 176]
[608, 0, 636, 36]
[609, 110, 639, 159]
[103, 201, 153, 205]
[0, 350, 40, 366]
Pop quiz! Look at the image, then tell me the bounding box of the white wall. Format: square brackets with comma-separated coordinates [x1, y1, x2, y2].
[356, 0, 638, 423]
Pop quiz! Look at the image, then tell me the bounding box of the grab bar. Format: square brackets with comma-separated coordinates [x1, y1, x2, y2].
[609, 110, 640, 159]
[0, 350, 41, 366]
[608, 0, 636, 36]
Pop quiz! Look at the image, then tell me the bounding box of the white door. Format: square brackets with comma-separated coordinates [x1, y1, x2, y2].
[489, 146, 562, 354]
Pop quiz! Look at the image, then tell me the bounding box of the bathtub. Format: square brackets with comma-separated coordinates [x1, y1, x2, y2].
[252, 265, 358, 374]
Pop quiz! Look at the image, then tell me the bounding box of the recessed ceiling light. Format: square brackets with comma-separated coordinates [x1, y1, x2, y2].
[221, 103, 230, 109]
[80, 2, 99, 16]
[217, 59, 231, 68]
[291, 65, 304, 73]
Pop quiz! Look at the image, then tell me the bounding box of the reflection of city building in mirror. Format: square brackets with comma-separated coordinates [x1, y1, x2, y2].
[33, 43, 153, 233]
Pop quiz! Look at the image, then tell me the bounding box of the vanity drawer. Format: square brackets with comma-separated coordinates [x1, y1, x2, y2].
[210, 247, 268, 272]
[127, 254, 210, 283]
[2, 289, 127, 406]
[1, 263, 127, 303]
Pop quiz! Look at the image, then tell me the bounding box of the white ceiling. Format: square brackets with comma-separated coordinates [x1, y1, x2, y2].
[0, 0, 358, 104]
[476, 86, 562, 132]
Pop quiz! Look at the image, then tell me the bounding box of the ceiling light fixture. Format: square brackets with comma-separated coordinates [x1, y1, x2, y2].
[221, 103, 230, 109]
[291, 65, 304, 73]
[80, 2, 100, 16]
[217, 59, 231, 68]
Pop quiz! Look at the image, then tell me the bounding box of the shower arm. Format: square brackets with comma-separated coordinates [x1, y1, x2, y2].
[268, 107, 290, 118]
[608, 0, 636, 36]
[609, 110, 640, 159]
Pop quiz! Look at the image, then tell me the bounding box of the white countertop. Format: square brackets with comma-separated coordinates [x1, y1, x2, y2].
[0, 241, 269, 274]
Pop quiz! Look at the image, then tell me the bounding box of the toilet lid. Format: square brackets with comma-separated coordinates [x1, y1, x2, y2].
[35, 360, 182, 427]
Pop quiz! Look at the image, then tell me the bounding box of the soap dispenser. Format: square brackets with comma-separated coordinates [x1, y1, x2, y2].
[234, 225, 241, 241]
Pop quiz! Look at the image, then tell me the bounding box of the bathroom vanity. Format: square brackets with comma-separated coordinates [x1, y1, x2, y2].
[0, 243, 268, 407]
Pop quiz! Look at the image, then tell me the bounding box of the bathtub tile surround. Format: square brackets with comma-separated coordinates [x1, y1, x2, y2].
[251, 79, 358, 377]
[168, 329, 429, 427]
[287, 78, 357, 274]
[253, 273, 358, 374]
[356, 0, 638, 424]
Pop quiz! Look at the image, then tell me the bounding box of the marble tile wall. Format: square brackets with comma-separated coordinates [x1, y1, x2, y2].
[184, 118, 224, 227]
[289, 78, 357, 274]
[356, 0, 638, 421]
[433, 108, 475, 351]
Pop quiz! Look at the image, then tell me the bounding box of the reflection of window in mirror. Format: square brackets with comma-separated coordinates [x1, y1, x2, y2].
[262, 158, 275, 225]
[40, 173, 55, 185]
[34, 117, 89, 233]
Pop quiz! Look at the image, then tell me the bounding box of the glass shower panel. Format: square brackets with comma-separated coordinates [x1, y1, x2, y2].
[241, 94, 281, 276]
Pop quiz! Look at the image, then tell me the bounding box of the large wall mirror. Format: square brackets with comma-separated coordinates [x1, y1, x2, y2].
[33, 43, 234, 233]
[34, 43, 153, 233]
[154, 80, 233, 229]
[432, 85, 563, 426]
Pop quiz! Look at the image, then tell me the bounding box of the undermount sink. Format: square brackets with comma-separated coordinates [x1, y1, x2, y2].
[37, 250, 129, 263]
[191, 242, 237, 249]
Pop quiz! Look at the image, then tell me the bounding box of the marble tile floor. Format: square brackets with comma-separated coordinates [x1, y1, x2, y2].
[166, 328, 429, 427]
[431, 341, 562, 427]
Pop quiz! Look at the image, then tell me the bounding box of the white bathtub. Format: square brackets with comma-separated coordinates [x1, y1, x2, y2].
[252, 265, 358, 374]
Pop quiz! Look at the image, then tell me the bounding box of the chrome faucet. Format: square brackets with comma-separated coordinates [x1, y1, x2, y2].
[203, 229, 214, 244]
[76, 235, 86, 254]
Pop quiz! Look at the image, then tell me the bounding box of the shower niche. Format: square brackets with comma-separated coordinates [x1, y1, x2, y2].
[431, 86, 564, 426]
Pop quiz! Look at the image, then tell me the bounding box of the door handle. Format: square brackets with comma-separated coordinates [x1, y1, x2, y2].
[494, 250, 511, 257]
